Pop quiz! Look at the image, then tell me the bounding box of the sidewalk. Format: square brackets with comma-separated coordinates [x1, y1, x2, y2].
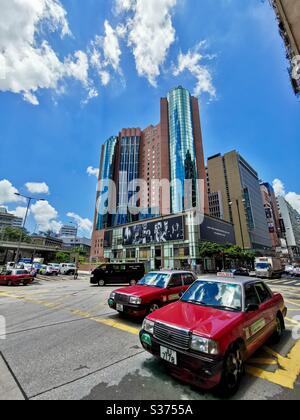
[0, 353, 25, 400]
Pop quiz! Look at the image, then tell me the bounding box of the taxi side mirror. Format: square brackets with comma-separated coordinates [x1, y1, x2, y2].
[246, 304, 259, 312]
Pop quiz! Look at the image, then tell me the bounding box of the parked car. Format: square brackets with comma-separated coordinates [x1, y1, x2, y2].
[91, 263, 145, 287]
[231, 268, 250, 277]
[108, 270, 197, 317]
[140, 274, 287, 396]
[39, 265, 56, 276]
[0, 269, 34, 286]
[48, 263, 60, 275]
[59, 263, 76, 275]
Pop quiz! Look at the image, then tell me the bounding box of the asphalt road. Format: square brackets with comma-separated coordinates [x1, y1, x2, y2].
[0, 274, 300, 400]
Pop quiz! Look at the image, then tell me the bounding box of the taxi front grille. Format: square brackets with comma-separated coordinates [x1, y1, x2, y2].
[154, 323, 190, 350]
[115, 294, 130, 304]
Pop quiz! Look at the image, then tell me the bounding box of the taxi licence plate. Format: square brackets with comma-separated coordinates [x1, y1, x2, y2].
[116, 304, 124, 312]
[160, 346, 177, 365]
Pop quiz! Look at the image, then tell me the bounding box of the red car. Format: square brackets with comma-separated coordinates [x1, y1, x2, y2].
[108, 271, 197, 317]
[140, 274, 287, 395]
[0, 269, 34, 286]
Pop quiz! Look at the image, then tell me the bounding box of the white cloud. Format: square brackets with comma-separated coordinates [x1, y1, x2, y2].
[0, 0, 93, 104]
[173, 43, 216, 99]
[11, 207, 28, 220]
[31, 200, 62, 233]
[116, 0, 177, 86]
[103, 20, 122, 72]
[0, 179, 25, 205]
[87, 167, 99, 178]
[67, 212, 93, 236]
[273, 179, 285, 197]
[273, 179, 300, 214]
[25, 182, 50, 194]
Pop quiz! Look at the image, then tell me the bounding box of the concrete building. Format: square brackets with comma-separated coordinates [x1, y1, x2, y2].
[59, 225, 78, 238]
[270, 0, 300, 94]
[207, 151, 272, 252]
[91, 87, 233, 268]
[31, 235, 63, 249]
[277, 196, 300, 261]
[0, 207, 23, 231]
[61, 236, 91, 256]
[260, 182, 281, 249]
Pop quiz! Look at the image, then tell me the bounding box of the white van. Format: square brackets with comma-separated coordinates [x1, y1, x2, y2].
[59, 263, 76, 275]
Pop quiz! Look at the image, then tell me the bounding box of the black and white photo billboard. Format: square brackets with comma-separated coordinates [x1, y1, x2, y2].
[123, 216, 184, 246]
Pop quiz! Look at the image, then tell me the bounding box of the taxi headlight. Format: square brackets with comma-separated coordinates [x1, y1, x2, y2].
[110, 292, 116, 300]
[190, 335, 219, 355]
[130, 296, 142, 305]
[142, 319, 155, 335]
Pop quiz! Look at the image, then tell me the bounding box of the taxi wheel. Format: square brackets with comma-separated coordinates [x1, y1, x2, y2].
[272, 314, 285, 343]
[149, 302, 160, 314]
[98, 279, 105, 287]
[218, 346, 244, 397]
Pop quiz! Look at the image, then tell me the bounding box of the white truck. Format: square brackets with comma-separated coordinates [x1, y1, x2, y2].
[255, 257, 283, 279]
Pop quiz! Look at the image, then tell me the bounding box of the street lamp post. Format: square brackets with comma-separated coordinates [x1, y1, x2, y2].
[14, 193, 45, 268]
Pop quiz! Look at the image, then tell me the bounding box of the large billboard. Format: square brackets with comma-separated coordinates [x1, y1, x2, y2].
[123, 216, 184, 246]
[200, 217, 236, 245]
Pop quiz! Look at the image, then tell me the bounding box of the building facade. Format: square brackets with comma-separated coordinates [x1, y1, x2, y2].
[0, 207, 23, 231]
[91, 87, 229, 266]
[207, 151, 272, 252]
[59, 224, 78, 238]
[270, 0, 300, 94]
[277, 196, 300, 261]
[260, 182, 281, 249]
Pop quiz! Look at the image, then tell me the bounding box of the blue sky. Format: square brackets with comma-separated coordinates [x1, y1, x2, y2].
[0, 0, 299, 237]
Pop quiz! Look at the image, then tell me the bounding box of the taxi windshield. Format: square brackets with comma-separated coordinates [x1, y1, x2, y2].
[181, 281, 242, 312]
[138, 273, 169, 289]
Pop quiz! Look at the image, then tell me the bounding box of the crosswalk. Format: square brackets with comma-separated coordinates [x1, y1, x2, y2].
[266, 278, 300, 287]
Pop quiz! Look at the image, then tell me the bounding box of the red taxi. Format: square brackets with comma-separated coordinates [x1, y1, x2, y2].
[0, 269, 34, 286]
[140, 274, 287, 395]
[108, 271, 197, 317]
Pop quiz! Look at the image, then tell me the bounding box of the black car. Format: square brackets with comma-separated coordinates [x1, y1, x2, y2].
[90, 263, 145, 287]
[232, 268, 250, 277]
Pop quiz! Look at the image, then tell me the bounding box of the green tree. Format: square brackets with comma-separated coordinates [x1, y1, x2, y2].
[1, 227, 30, 243]
[55, 252, 70, 263]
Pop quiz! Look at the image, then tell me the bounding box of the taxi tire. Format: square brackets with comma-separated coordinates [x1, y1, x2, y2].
[148, 302, 160, 314]
[272, 314, 285, 344]
[217, 345, 244, 397]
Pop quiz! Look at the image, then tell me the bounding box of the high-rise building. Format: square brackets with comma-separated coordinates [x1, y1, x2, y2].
[270, 0, 300, 95]
[91, 87, 234, 268]
[260, 182, 281, 249]
[0, 207, 23, 232]
[277, 196, 300, 261]
[207, 151, 272, 251]
[59, 224, 78, 237]
[165, 86, 208, 214]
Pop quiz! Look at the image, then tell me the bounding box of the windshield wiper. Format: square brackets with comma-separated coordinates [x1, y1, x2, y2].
[185, 300, 207, 306]
[207, 305, 240, 312]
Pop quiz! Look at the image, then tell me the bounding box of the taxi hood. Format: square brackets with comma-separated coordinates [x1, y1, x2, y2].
[148, 301, 243, 339]
[114, 285, 164, 299]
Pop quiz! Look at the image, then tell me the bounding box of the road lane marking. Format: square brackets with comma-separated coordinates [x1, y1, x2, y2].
[92, 318, 140, 335]
[285, 299, 300, 308]
[246, 341, 300, 389]
[248, 358, 278, 366]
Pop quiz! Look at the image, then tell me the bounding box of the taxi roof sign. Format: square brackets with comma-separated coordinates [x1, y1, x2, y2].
[217, 272, 235, 278]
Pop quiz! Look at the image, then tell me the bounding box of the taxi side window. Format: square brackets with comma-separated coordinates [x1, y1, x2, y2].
[182, 274, 195, 286]
[255, 283, 272, 303]
[168, 274, 183, 288]
[245, 284, 260, 307]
